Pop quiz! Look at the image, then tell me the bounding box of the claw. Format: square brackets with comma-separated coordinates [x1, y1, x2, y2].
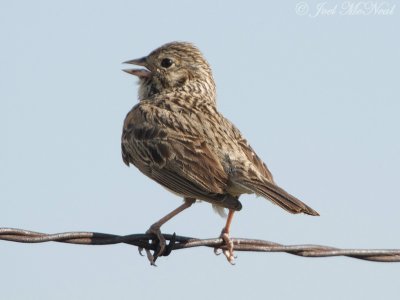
[213, 231, 236, 263]
[223, 249, 236, 265]
[147, 225, 166, 258]
[138, 247, 144, 256]
[145, 248, 157, 266]
[214, 248, 222, 255]
[162, 233, 176, 257]
[138, 225, 167, 266]
[220, 231, 236, 264]
[137, 199, 195, 266]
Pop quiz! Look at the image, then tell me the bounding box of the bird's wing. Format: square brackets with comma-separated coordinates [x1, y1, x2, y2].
[121, 102, 242, 211]
[221, 117, 275, 183]
[221, 117, 319, 216]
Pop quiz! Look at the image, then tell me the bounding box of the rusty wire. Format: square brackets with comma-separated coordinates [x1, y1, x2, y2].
[1, 227, 400, 263]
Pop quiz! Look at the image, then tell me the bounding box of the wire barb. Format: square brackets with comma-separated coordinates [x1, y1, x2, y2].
[1, 227, 400, 262]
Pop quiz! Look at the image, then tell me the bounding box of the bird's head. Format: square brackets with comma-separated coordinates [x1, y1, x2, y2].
[123, 42, 216, 101]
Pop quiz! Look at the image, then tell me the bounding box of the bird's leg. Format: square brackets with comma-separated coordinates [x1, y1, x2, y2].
[216, 209, 236, 264]
[140, 197, 196, 265]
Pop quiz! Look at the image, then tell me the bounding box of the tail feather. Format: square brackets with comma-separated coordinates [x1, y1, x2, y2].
[241, 179, 319, 216]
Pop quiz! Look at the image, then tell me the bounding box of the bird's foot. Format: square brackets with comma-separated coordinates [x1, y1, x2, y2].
[214, 230, 236, 264]
[139, 224, 166, 266]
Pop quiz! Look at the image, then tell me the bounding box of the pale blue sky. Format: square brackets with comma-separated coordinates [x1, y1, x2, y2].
[1, 1, 399, 299]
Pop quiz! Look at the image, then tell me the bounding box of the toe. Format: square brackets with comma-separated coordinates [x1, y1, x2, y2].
[138, 247, 145, 256]
[145, 248, 157, 266]
[162, 233, 176, 257]
[146, 226, 167, 259]
[219, 232, 236, 264]
[214, 248, 222, 255]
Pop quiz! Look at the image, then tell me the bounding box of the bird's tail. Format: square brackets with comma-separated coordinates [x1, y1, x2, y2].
[240, 178, 319, 216]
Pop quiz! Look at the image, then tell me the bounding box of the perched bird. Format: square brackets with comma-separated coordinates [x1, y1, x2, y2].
[122, 42, 319, 264]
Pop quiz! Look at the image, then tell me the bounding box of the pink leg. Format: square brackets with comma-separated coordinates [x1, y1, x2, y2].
[216, 209, 236, 264]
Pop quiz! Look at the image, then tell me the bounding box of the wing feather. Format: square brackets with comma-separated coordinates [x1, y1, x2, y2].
[122, 101, 242, 211]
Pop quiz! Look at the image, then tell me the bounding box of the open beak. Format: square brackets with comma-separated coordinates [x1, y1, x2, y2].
[122, 57, 151, 78]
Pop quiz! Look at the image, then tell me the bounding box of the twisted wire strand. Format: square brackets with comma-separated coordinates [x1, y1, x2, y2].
[1, 227, 399, 262]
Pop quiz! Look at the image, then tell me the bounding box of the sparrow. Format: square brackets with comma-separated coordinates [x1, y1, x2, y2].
[122, 41, 319, 264]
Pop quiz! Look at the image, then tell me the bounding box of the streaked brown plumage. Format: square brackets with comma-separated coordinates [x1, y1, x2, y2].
[122, 42, 319, 264]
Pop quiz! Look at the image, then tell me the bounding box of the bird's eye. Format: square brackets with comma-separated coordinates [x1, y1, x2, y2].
[161, 58, 173, 68]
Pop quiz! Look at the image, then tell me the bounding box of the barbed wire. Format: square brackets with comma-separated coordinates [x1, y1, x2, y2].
[1, 227, 400, 263]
